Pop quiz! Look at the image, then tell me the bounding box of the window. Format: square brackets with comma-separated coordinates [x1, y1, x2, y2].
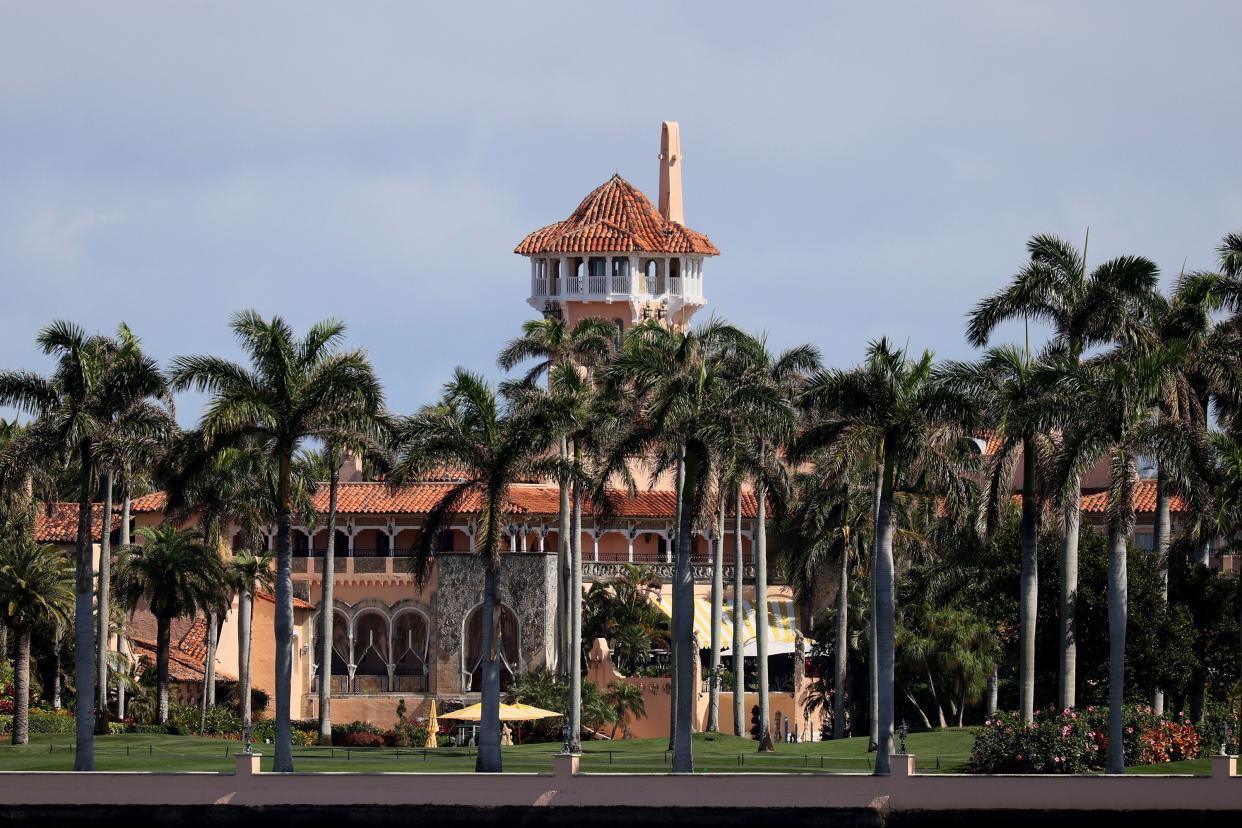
[354, 613, 390, 693]
[376, 531, 391, 556]
[463, 603, 520, 691]
[436, 530, 456, 552]
[1135, 532, 1155, 552]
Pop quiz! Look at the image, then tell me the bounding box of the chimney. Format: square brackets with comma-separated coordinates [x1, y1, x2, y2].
[658, 121, 684, 224]
[338, 450, 364, 483]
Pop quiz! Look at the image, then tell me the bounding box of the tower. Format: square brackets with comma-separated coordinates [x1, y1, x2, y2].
[514, 121, 718, 331]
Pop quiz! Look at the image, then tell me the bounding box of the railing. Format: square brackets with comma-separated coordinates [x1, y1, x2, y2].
[645, 274, 658, 294]
[312, 673, 429, 694]
[588, 273, 607, 294]
[532, 274, 548, 296]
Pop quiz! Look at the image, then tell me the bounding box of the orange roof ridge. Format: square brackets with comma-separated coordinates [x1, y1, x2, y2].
[515, 174, 718, 256]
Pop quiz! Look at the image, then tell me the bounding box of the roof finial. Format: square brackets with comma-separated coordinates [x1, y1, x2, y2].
[658, 121, 684, 224]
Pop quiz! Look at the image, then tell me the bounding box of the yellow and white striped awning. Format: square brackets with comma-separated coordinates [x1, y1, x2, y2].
[653, 595, 811, 656]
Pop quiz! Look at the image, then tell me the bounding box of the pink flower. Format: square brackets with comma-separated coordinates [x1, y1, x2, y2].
[1016, 754, 1024, 761]
[1071, 712, 1078, 720]
[1126, 727, 1134, 734]
[1062, 725, 1071, 736]
[1063, 708, 1070, 715]
[984, 719, 992, 726]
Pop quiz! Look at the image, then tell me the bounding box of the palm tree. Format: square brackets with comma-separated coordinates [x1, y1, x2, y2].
[0, 540, 73, 744]
[162, 439, 279, 733]
[169, 311, 383, 772]
[498, 316, 616, 676]
[777, 453, 870, 739]
[733, 334, 819, 747]
[940, 345, 1073, 722]
[390, 368, 556, 772]
[225, 549, 275, 729]
[0, 321, 170, 769]
[967, 234, 1160, 709]
[295, 427, 389, 746]
[604, 320, 788, 772]
[604, 680, 647, 738]
[1054, 350, 1201, 772]
[115, 526, 226, 723]
[800, 339, 975, 774]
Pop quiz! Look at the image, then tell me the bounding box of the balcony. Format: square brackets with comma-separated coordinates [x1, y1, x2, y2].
[311, 673, 429, 695]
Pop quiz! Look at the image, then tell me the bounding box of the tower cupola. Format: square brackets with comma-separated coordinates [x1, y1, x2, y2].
[515, 122, 718, 330]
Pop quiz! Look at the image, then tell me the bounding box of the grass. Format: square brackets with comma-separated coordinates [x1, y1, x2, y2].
[0, 729, 976, 774]
[0, 728, 1207, 775]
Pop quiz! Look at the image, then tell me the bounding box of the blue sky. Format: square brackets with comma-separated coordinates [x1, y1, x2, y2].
[2, 2, 1240, 423]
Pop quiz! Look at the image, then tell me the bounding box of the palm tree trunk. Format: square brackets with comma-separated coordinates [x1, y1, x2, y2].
[1106, 521, 1128, 774]
[156, 616, 171, 724]
[199, 610, 217, 734]
[732, 484, 745, 737]
[755, 464, 771, 750]
[671, 444, 697, 773]
[873, 439, 897, 776]
[476, 562, 503, 772]
[557, 436, 571, 677]
[96, 471, 113, 733]
[1059, 475, 1080, 710]
[52, 625, 63, 710]
[0, 623, 7, 680]
[239, 589, 253, 727]
[669, 454, 684, 752]
[73, 439, 96, 770]
[834, 529, 849, 739]
[869, 453, 882, 752]
[567, 477, 583, 754]
[272, 454, 295, 773]
[116, 488, 131, 720]
[903, 688, 932, 729]
[1018, 439, 1038, 724]
[986, 668, 998, 715]
[1153, 467, 1170, 717]
[928, 668, 947, 729]
[707, 488, 724, 733]
[318, 462, 340, 745]
[11, 627, 31, 745]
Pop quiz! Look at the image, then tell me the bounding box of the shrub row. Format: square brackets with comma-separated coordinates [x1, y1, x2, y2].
[970, 705, 1200, 773]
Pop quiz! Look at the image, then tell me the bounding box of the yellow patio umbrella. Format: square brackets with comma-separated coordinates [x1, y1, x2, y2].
[424, 699, 439, 749]
[438, 702, 563, 721]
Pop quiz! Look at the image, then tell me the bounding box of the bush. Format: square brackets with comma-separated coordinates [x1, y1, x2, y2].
[251, 717, 320, 747]
[165, 703, 243, 737]
[332, 720, 384, 739]
[126, 723, 170, 734]
[337, 731, 385, 748]
[384, 724, 428, 748]
[970, 705, 1199, 773]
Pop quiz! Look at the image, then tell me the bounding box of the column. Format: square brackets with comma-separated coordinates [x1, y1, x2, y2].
[592, 530, 600, 563]
[626, 527, 636, 563]
[520, 523, 529, 552]
[606, 257, 613, 295]
[347, 527, 355, 557]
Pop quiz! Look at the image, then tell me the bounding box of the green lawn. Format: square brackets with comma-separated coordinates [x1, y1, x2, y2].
[0, 728, 1204, 774]
[0, 730, 975, 774]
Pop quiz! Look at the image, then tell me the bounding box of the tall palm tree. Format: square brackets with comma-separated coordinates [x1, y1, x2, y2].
[92, 324, 174, 731]
[733, 334, 819, 747]
[0, 539, 73, 745]
[1054, 350, 1202, 773]
[498, 316, 615, 676]
[115, 526, 226, 723]
[225, 549, 275, 729]
[162, 439, 279, 733]
[169, 311, 383, 772]
[940, 344, 1072, 722]
[604, 320, 788, 772]
[800, 339, 974, 774]
[390, 368, 556, 772]
[777, 453, 870, 740]
[967, 234, 1160, 709]
[0, 320, 170, 769]
[295, 428, 389, 746]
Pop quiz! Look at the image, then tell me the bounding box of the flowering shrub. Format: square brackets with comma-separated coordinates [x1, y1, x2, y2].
[0, 699, 13, 715]
[970, 705, 1199, 773]
[337, 731, 385, 748]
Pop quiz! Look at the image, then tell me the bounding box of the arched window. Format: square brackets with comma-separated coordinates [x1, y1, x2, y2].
[462, 603, 520, 692]
[312, 609, 351, 695]
[392, 610, 430, 692]
[353, 612, 389, 693]
[644, 260, 659, 294]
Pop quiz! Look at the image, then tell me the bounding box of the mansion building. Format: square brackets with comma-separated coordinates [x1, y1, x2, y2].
[31, 123, 1234, 737]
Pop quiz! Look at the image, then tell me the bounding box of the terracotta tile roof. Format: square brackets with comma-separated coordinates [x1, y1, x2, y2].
[128, 636, 236, 684]
[177, 616, 209, 661]
[515, 175, 719, 256]
[256, 590, 316, 611]
[1080, 480, 1184, 514]
[130, 492, 167, 512]
[33, 502, 120, 543]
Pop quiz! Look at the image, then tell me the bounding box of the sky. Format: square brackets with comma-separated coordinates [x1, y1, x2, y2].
[2, 1, 1240, 424]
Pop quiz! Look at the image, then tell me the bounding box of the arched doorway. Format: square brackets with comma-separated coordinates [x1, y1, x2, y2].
[462, 603, 520, 692]
[392, 609, 430, 693]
